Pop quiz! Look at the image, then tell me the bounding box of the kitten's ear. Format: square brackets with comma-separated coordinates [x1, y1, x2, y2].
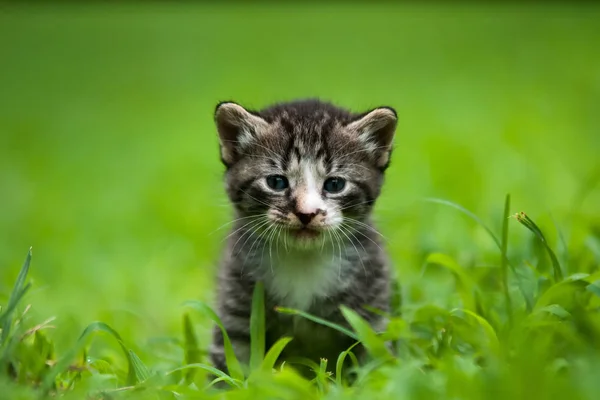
[346, 107, 398, 169]
[214, 101, 270, 166]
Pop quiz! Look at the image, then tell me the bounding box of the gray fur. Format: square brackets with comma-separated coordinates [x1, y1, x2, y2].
[209, 99, 397, 377]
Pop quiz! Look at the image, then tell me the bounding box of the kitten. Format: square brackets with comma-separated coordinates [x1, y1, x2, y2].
[209, 99, 396, 377]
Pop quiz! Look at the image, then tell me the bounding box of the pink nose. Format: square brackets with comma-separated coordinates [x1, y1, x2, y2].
[294, 208, 325, 226]
[295, 212, 316, 226]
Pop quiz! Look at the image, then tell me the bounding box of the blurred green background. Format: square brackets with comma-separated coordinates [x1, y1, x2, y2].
[1, 3, 599, 357]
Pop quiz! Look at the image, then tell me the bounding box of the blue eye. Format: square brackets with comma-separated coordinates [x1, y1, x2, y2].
[323, 177, 346, 193]
[266, 175, 289, 191]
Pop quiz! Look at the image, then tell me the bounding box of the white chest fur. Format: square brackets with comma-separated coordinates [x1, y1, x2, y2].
[263, 248, 344, 311]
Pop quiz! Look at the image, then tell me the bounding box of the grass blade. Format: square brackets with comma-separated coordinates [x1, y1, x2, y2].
[41, 321, 143, 392]
[0, 248, 32, 343]
[250, 282, 265, 371]
[183, 300, 244, 381]
[315, 357, 330, 393]
[501, 194, 513, 323]
[532, 304, 572, 320]
[8, 248, 32, 308]
[513, 212, 564, 282]
[128, 349, 150, 383]
[285, 356, 320, 372]
[0, 284, 31, 340]
[534, 274, 589, 310]
[335, 342, 360, 386]
[586, 281, 600, 298]
[275, 307, 358, 341]
[450, 308, 500, 355]
[182, 313, 201, 383]
[390, 278, 402, 317]
[423, 198, 502, 248]
[167, 363, 242, 388]
[423, 198, 531, 309]
[261, 337, 293, 372]
[340, 306, 391, 360]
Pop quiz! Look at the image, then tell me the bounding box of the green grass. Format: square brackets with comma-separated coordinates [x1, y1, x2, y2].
[1, 2, 600, 399]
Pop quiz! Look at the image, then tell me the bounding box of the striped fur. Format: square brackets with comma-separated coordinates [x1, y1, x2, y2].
[210, 99, 397, 377]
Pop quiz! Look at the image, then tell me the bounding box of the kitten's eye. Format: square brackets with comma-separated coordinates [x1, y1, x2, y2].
[323, 177, 346, 194]
[266, 175, 289, 191]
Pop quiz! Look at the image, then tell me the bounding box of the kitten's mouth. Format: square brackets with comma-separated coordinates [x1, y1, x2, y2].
[289, 227, 321, 240]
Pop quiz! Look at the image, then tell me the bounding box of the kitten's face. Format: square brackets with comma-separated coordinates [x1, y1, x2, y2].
[214, 100, 397, 248]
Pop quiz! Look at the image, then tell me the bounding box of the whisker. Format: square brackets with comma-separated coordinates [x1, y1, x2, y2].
[255, 223, 277, 274]
[335, 229, 344, 280]
[229, 218, 267, 249]
[258, 225, 271, 270]
[275, 225, 283, 258]
[337, 225, 367, 277]
[338, 200, 375, 211]
[343, 217, 387, 240]
[326, 230, 334, 260]
[330, 227, 344, 280]
[243, 221, 274, 273]
[267, 223, 279, 264]
[344, 224, 385, 253]
[328, 228, 339, 278]
[233, 218, 271, 256]
[213, 214, 265, 238]
[234, 221, 269, 279]
[223, 216, 267, 245]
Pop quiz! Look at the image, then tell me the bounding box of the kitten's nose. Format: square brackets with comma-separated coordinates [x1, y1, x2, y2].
[295, 212, 317, 226]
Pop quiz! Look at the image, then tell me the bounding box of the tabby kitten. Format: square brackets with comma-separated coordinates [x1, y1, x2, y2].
[210, 99, 397, 376]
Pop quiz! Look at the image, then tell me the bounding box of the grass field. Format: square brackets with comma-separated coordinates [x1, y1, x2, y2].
[1, 3, 600, 399]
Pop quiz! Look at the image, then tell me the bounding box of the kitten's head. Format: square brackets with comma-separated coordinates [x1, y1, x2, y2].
[214, 99, 397, 248]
